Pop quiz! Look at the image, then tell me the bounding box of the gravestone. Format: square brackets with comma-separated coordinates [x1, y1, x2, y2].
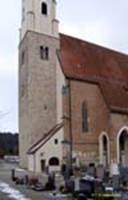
[96, 164, 105, 180]
[87, 163, 96, 177]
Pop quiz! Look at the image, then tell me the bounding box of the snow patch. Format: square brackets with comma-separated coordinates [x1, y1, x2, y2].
[0, 182, 31, 200]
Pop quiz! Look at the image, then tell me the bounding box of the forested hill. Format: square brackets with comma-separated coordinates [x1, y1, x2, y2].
[0, 133, 18, 157]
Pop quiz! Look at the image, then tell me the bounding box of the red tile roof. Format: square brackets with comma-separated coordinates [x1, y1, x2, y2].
[58, 34, 128, 113]
[99, 80, 128, 113]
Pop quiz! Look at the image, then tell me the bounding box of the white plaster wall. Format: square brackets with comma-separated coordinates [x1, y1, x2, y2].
[27, 59, 64, 173]
[49, 166, 60, 172]
[28, 154, 34, 172]
[34, 128, 63, 173]
[21, 0, 58, 40]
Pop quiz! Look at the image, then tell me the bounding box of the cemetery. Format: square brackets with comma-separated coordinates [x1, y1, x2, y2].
[10, 162, 128, 199]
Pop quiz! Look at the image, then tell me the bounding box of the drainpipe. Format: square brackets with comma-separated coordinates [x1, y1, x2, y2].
[68, 79, 73, 173]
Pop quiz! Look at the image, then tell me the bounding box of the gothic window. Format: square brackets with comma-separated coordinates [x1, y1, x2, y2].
[103, 135, 107, 151]
[120, 131, 126, 151]
[40, 46, 49, 60]
[41, 2, 47, 15]
[82, 101, 88, 132]
[40, 46, 44, 59]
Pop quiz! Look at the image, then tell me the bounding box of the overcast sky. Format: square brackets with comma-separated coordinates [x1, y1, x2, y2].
[0, 0, 128, 132]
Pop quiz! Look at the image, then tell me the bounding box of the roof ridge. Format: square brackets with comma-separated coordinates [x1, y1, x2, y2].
[27, 122, 63, 154]
[60, 33, 128, 57]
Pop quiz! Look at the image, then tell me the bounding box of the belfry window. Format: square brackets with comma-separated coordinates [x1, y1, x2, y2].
[41, 2, 47, 15]
[40, 46, 49, 60]
[82, 101, 88, 132]
[40, 46, 44, 59]
[45, 47, 49, 60]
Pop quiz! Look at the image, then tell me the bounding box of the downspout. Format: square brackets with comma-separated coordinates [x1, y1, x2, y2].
[68, 80, 73, 171]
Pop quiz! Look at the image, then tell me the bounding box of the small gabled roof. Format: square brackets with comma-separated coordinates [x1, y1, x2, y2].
[27, 122, 63, 155]
[58, 33, 128, 113]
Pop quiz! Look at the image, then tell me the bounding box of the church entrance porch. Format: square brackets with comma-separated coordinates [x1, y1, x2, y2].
[48, 157, 60, 173]
[117, 129, 128, 167]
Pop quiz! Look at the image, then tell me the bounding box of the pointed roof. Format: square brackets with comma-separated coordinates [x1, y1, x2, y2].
[58, 33, 128, 83]
[58, 33, 128, 113]
[27, 122, 63, 154]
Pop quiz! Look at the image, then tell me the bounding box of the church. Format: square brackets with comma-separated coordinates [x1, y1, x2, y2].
[19, 0, 128, 173]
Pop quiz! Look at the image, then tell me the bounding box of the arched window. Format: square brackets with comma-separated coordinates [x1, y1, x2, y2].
[82, 101, 88, 132]
[41, 2, 47, 15]
[40, 46, 44, 59]
[45, 47, 49, 60]
[40, 46, 49, 60]
[119, 131, 126, 151]
[49, 157, 59, 166]
[103, 135, 107, 151]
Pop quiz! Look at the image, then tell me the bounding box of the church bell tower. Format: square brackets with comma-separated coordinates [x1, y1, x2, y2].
[19, 0, 59, 168]
[20, 0, 58, 39]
